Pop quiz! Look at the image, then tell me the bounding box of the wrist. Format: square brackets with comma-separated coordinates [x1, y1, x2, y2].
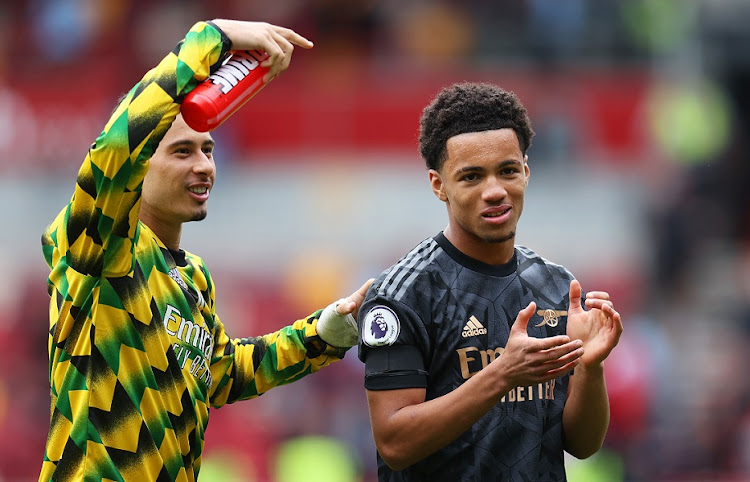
[575, 361, 605, 378]
[316, 298, 358, 348]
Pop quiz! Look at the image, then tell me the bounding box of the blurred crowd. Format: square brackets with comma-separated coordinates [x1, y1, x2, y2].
[0, 0, 749, 480]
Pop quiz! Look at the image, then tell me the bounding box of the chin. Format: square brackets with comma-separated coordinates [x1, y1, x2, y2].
[482, 230, 515, 244]
[190, 211, 208, 222]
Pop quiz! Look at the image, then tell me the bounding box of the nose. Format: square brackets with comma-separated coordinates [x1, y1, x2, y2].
[193, 151, 215, 177]
[482, 176, 507, 202]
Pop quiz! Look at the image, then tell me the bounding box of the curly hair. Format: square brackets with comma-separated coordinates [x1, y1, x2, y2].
[418, 82, 535, 171]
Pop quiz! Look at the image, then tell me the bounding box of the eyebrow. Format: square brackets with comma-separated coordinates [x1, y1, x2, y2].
[456, 159, 521, 173]
[166, 139, 215, 150]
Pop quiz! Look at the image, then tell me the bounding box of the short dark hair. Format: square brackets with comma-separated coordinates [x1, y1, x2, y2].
[418, 82, 535, 171]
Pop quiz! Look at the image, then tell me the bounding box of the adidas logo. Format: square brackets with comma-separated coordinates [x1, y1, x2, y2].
[461, 316, 487, 338]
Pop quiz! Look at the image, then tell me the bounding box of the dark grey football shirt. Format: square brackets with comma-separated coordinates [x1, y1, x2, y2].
[358, 232, 576, 482]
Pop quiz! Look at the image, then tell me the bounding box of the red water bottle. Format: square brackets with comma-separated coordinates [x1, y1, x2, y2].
[181, 50, 271, 132]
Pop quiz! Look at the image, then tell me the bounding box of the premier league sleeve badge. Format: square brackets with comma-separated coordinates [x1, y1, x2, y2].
[362, 305, 400, 347]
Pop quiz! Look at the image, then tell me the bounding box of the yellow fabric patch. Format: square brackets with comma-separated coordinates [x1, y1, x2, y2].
[89, 368, 117, 412]
[96, 408, 141, 453]
[44, 413, 73, 460]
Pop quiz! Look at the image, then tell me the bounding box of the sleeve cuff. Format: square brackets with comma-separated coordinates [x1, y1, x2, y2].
[365, 371, 428, 390]
[204, 20, 233, 70]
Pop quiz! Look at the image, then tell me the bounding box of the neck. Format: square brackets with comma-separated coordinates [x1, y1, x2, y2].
[443, 226, 515, 266]
[139, 213, 182, 251]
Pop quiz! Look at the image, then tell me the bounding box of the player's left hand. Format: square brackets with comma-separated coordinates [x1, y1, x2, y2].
[565, 280, 623, 367]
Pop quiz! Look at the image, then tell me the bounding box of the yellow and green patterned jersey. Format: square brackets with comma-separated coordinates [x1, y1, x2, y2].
[40, 21, 346, 482]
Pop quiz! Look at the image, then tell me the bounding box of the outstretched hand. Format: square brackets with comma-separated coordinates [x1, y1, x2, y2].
[335, 278, 375, 320]
[210, 19, 314, 82]
[315, 278, 375, 348]
[565, 280, 623, 367]
[495, 302, 583, 388]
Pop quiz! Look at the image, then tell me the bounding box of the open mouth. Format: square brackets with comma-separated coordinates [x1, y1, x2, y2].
[188, 186, 209, 195]
[482, 206, 511, 218]
[187, 185, 211, 202]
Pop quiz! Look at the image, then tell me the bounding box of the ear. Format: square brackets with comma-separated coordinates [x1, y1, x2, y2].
[523, 155, 530, 185]
[428, 169, 448, 202]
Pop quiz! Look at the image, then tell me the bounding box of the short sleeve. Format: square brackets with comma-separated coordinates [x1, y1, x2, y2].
[358, 296, 430, 390]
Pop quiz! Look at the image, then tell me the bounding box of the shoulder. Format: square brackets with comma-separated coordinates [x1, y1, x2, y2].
[371, 236, 447, 303]
[360, 236, 453, 340]
[515, 245, 575, 296]
[516, 245, 572, 275]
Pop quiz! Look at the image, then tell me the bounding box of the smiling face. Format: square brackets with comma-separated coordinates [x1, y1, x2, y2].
[139, 115, 216, 248]
[429, 128, 529, 265]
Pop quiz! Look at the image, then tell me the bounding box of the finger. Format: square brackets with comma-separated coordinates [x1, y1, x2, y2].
[604, 305, 624, 343]
[338, 278, 375, 318]
[568, 280, 582, 311]
[510, 302, 536, 334]
[262, 49, 286, 81]
[273, 26, 314, 49]
[271, 31, 295, 72]
[534, 334, 573, 351]
[585, 291, 610, 301]
[615, 310, 624, 334]
[542, 358, 580, 380]
[540, 340, 583, 361]
[335, 299, 356, 316]
[584, 298, 614, 311]
[350, 278, 374, 304]
[596, 302, 620, 322]
[260, 31, 286, 66]
[556, 344, 584, 366]
[361, 278, 375, 294]
[606, 305, 623, 327]
[539, 339, 583, 364]
[279, 48, 293, 74]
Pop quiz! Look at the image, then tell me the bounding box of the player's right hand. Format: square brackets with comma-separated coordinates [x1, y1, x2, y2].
[496, 302, 583, 388]
[210, 20, 313, 82]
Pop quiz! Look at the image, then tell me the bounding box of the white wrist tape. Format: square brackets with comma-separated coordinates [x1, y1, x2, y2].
[317, 298, 358, 348]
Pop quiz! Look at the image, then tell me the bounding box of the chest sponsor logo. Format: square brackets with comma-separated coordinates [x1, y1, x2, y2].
[163, 304, 213, 388]
[534, 309, 567, 327]
[362, 305, 400, 347]
[456, 346, 557, 403]
[461, 316, 487, 338]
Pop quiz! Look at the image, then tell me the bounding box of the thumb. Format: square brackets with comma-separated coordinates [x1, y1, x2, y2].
[511, 302, 536, 335]
[336, 278, 375, 318]
[568, 279, 583, 312]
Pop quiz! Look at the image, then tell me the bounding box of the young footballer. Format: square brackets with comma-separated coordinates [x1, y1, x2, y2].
[358, 82, 623, 481]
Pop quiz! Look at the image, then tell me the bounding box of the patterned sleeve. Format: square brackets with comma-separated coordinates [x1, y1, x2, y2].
[42, 21, 231, 277]
[208, 308, 348, 408]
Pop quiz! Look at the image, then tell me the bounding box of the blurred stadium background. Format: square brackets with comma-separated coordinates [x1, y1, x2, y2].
[1, 0, 749, 480]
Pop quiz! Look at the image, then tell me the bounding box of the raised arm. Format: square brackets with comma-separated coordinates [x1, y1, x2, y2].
[43, 21, 233, 278]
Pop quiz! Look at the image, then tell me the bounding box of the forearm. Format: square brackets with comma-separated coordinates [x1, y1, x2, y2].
[371, 368, 510, 471]
[562, 363, 610, 458]
[209, 312, 345, 406]
[99, 21, 227, 165]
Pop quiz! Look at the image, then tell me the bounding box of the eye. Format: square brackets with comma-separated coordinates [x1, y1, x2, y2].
[202, 146, 214, 157]
[461, 172, 479, 182]
[501, 167, 517, 176]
